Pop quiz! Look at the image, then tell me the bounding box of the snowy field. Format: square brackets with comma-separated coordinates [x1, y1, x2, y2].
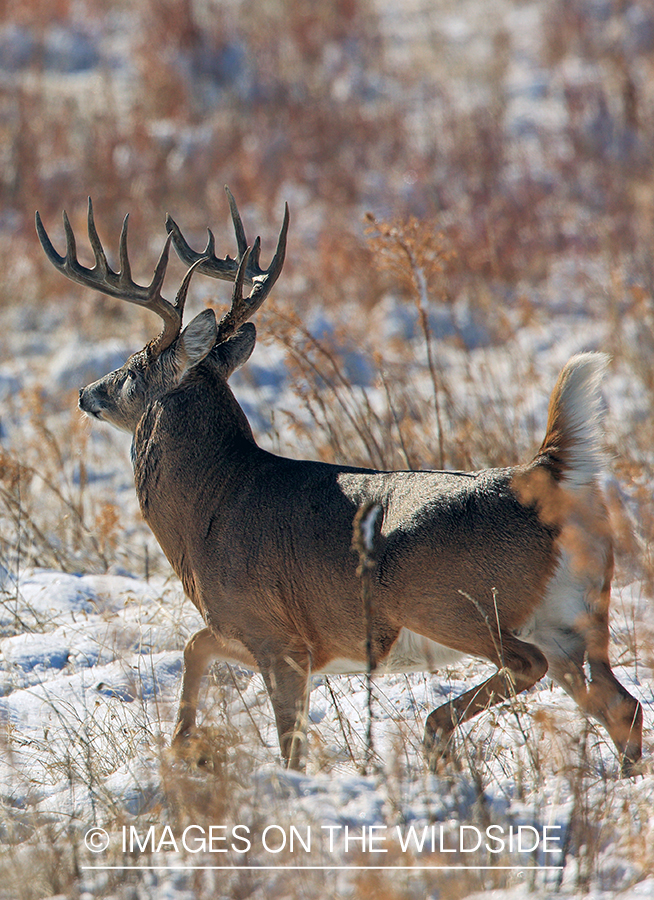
[1, 566, 652, 899]
[1, 0, 654, 898]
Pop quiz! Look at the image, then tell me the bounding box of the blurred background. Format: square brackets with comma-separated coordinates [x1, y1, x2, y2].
[3, 0, 653, 304]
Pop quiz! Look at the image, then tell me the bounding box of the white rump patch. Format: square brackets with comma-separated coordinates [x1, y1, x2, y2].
[513, 547, 601, 660]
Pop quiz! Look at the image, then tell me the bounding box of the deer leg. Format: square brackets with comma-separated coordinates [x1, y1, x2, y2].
[424, 635, 548, 770]
[172, 626, 257, 744]
[259, 650, 310, 771]
[548, 648, 642, 776]
[172, 628, 221, 743]
[536, 569, 642, 776]
[587, 658, 642, 776]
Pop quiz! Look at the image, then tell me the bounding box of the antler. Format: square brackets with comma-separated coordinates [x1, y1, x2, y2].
[35, 198, 197, 355]
[166, 186, 289, 340]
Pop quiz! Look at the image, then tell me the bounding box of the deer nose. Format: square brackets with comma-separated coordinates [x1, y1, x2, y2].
[78, 387, 91, 412]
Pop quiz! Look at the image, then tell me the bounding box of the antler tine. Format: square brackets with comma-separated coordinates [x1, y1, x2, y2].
[35, 210, 66, 269]
[166, 213, 242, 283]
[171, 253, 207, 324]
[36, 200, 187, 355]
[249, 235, 262, 272]
[225, 185, 248, 258]
[166, 190, 289, 343]
[216, 247, 252, 340]
[166, 186, 289, 294]
[267, 200, 290, 283]
[86, 197, 110, 278]
[214, 198, 289, 342]
[118, 213, 133, 285]
[174, 220, 219, 267]
[205, 228, 216, 258]
[62, 209, 78, 265]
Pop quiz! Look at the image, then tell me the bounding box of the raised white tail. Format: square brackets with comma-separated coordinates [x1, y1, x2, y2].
[536, 352, 609, 489]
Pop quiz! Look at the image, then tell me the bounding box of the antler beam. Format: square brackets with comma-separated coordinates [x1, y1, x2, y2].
[36, 199, 194, 355]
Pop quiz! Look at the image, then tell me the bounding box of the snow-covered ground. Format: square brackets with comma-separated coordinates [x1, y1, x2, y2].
[0, 566, 652, 898]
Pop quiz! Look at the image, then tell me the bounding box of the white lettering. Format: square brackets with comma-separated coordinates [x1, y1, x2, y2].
[517, 826, 540, 853]
[485, 824, 505, 854]
[396, 825, 430, 853]
[439, 825, 455, 853]
[344, 826, 366, 852]
[262, 825, 286, 853]
[208, 826, 228, 853]
[231, 825, 252, 854]
[290, 825, 311, 853]
[542, 826, 562, 853]
[130, 825, 155, 853]
[182, 825, 205, 853]
[322, 825, 341, 853]
[368, 825, 388, 852]
[156, 825, 178, 853]
[460, 826, 482, 852]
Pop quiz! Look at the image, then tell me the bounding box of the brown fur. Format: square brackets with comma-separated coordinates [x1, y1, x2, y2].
[129, 356, 640, 774]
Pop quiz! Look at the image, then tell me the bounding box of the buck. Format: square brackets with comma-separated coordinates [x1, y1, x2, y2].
[36, 191, 642, 775]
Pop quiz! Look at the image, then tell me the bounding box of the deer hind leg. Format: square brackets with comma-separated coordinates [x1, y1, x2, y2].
[172, 626, 257, 745]
[547, 643, 642, 777]
[533, 564, 642, 776]
[587, 658, 642, 775]
[258, 647, 310, 771]
[424, 634, 548, 771]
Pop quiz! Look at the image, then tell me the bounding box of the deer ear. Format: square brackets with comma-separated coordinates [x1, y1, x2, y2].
[213, 323, 256, 379]
[177, 309, 217, 373]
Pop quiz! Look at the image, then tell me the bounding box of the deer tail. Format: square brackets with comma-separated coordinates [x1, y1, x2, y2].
[535, 352, 610, 489]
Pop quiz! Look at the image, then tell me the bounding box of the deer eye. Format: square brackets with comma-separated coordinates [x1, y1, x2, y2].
[123, 368, 141, 391]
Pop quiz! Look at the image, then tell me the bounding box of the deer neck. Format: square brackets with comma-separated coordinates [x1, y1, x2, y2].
[131, 368, 261, 583]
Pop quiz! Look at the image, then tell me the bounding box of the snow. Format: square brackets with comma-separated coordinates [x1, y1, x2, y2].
[0, 565, 651, 897]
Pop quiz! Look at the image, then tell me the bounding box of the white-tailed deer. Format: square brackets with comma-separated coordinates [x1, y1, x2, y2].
[36, 190, 642, 775]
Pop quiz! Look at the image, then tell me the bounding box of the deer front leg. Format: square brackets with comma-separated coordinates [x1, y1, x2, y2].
[172, 626, 257, 744]
[424, 636, 548, 770]
[259, 648, 311, 771]
[172, 628, 221, 744]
